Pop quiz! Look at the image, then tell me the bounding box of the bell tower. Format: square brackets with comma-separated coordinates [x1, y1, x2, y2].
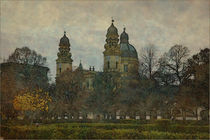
[56, 31, 73, 77]
[103, 19, 121, 72]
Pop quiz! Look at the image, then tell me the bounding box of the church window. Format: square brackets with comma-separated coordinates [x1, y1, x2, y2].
[124, 65, 128, 72]
[116, 61, 118, 69]
[106, 56, 110, 60]
[59, 63, 62, 73]
[108, 61, 110, 69]
[115, 56, 119, 61]
[89, 81, 92, 87]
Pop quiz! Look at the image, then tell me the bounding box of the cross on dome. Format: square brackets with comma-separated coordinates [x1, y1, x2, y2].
[111, 17, 114, 23]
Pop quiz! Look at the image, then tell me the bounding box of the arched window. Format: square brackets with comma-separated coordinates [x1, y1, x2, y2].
[108, 61, 110, 69]
[116, 61, 118, 69]
[124, 65, 128, 72]
[59, 63, 62, 73]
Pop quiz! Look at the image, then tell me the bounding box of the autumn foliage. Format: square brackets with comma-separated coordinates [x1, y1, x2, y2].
[13, 89, 52, 112]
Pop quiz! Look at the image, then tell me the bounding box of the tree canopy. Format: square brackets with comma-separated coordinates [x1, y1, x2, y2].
[7, 46, 47, 66]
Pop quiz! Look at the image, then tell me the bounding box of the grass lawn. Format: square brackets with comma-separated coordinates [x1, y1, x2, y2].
[1, 120, 209, 139]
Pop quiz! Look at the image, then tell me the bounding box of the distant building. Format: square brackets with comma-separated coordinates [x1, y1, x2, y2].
[1, 62, 49, 90]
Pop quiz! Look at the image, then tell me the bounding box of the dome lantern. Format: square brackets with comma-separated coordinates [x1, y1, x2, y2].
[120, 27, 129, 44]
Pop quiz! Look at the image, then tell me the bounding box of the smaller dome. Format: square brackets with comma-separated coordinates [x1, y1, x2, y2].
[120, 43, 138, 58]
[120, 28, 138, 58]
[120, 28, 129, 43]
[106, 19, 118, 37]
[59, 31, 70, 47]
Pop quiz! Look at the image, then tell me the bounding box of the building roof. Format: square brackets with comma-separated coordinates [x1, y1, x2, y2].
[0, 62, 49, 71]
[78, 60, 83, 70]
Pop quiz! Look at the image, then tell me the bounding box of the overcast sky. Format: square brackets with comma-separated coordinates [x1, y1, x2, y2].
[1, 0, 209, 82]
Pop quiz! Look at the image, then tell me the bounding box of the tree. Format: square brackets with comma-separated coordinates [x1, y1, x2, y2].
[176, 48, 209, 119]
[4, 46, 49, 90]
[86, 72, 119, 119]
[139, 44, 158, 79]
[13, 88, 52, 123]
[7, 46, 46, 66]
[115, 82, 141, 119]
[54, 69, 85, 118]
[158, 45, 189, 85]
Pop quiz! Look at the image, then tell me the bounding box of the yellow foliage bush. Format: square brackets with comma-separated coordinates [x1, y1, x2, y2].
[13, 89, 52, 112]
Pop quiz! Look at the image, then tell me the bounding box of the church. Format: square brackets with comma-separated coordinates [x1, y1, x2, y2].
[56, 19, 139, 91]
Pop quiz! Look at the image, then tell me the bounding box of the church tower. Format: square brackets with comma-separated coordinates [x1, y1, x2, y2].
[56, 31, 73, 77]
[103, 19, 121, 72]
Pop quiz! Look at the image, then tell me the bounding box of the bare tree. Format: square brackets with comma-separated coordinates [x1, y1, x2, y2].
[158, 44, 189, 85]
[139, 44, 158, 79]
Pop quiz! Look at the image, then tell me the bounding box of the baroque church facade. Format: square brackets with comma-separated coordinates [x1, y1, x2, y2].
[56, 19, 139, 90]
[54, 19, 205, 121]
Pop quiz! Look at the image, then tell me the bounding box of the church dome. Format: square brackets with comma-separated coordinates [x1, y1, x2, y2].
[120, 43, 138, 58]
[59, 31, 70, 47]
[106, 19, 118, 37]
[120, 28, 129, 43]
[120, 28, 138, 58]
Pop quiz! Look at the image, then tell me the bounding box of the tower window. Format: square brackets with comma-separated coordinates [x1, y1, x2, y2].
[116, 61, 118, 69]
[59, 63, 62, 73]
[115, 56, 119, 61]
[106, 56, 110, 60]
[108, 61, 110, 69]
[124, 65, 128, 72]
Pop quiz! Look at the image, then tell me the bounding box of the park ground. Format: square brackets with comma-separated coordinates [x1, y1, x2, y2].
[1, 120, 209, 139]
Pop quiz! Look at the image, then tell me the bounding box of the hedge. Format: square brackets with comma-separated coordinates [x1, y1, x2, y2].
[1, 123, 209, 139]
